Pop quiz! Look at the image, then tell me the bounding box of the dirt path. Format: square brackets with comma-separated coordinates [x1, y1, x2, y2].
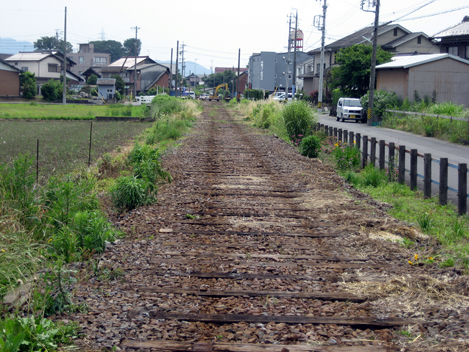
[66, 102, 469, 351]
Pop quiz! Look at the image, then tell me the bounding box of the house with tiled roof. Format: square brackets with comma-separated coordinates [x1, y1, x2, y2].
[433, 16, 469, 60]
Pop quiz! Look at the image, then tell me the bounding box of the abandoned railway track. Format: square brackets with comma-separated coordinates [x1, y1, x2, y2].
[69, 102, 469, 351]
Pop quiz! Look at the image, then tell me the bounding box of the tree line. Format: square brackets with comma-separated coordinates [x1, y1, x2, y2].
[34, 37, 142, 62]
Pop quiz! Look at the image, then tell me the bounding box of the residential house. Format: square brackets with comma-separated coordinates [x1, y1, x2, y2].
[96, 78, 116, 100]
[186, 73, 198, 87]
[433, 16, 469, 59]
[303, 24, 440, 94]
[68, 43, 110, 79]
[0, 58, 21, 96]
[376, 54, 469, 107]
[296, 56, 315, 93]
[248, 51, 310, 92]
[235, 71, 248, 94]
[101, 56, 170, 95]
[5, 51, 82, 93]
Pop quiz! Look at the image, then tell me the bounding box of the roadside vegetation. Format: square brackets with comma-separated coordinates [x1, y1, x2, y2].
[0, 96, 200, 351]
[231, 99, 469, 269]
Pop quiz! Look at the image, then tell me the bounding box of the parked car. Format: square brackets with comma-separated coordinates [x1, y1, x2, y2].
[199, 93, 209, 100]
[272, 92, 292, 102]
[336, 97, 365, 122]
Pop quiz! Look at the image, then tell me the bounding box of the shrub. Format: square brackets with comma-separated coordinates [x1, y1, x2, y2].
[20, 71, 37, 99]
[87, 74, 98, 85]
[244, 89, 264, 100]
[110, 175, 153, 212]
[41, 80, 62, 101]
[151, 95, 183, 117]
[299, 135, 321, 158]
[360, 90, 401, 118]
[332, 143, 360, 171]
[73, 210, 119, 253]
[282, 100, 316, 139]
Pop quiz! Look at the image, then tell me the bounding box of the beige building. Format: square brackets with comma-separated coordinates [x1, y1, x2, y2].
[376, 54, 469, 107]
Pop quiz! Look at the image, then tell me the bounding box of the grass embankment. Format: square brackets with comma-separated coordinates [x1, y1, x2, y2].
[380, 101, 469, 144]
[0, 102, 151, 120]
[0, 96, 200, 351]
[230, 98, 469, 268]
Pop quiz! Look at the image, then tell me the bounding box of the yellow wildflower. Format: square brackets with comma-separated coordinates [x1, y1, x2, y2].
[48, 238, 53, 243]
[1, 249, 5, 253]
[408, 261, 413, 265]
[414, 254, 418, 261]
[428, 257, 433, 260]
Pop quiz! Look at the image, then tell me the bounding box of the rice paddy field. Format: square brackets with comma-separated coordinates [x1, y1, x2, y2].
[0, 120, 150, 177]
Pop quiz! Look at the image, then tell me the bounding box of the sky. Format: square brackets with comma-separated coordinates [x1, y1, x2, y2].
[1, 0, 468, 73]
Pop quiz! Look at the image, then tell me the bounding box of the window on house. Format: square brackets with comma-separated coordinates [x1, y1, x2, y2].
[21, 67, 28, 71]
[48, 64, 58, 72]
[417, 36, 421, 44]
[393, 28, 398, 36]
[79, 56, 84, 63]
[94, 57, 107, 65]
[275, 59, 277, 63]
[448, 46, 458, 56]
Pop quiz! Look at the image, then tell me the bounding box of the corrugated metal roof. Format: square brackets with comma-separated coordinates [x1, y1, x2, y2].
[6, 52, 51, 61]
[97, 78, 116, 85]
[376, 53, 469, 69]
[433, 16, 469, 37]
[108, 56, 148, 68]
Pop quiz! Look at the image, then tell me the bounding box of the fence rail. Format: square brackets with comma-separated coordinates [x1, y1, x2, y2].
[385, 109, 468, 122]
[316, 123, 468, 215]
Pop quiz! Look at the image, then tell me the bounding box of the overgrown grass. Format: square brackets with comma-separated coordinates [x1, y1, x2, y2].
[0, 95, 199, 350]
[381, 101, 469, 143]
[0, 103, 107, 119]
[340, 166, 469, 267]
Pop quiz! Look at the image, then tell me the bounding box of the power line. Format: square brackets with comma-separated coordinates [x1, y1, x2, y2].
[398, 5, 469, 21]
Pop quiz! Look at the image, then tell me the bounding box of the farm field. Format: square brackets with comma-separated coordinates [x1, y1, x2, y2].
[0, 103, 109, 119]
[0, 120, 151, 177]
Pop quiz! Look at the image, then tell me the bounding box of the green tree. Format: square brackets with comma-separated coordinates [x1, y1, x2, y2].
[123, 38, 142, 57]
[87, 74, 98, 85]
[332, 44, 393, 97]
[34, 36, 73, 53]
[20, 71, 37, 99]
[112, 75, 125, 96]
[90, 40, 126, 62]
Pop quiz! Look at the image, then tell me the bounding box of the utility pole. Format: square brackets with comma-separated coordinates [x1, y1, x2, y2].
[285, 14, 292, 102]
[62, 7, 67, 105]
[292, 9, 298, 98]
[170, 48, 173, 94]
[316, 0, 327, 113]
[237, 48, 241, 102]
[175, 41, 179, 97]
[180, 43, 186, 86]
[361, 0, 380, 126]
[131, 26, 140, 99]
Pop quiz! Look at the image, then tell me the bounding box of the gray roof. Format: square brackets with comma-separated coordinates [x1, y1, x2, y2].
[97, 78, 116, 85]
[376, 53, 469, 69]
[309, 24, 410, 52]
[0, 58, 21, 72]
[433, 16, 469, 38]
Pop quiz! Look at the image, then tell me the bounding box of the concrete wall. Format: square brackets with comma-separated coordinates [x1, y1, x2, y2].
[376, 68, 409, 99]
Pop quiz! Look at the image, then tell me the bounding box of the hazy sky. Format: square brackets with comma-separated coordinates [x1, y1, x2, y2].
[1, 0, 468, 71]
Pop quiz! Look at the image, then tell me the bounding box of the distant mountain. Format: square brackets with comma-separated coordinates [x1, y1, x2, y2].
[160, 61, 211, 76]
[0, 37, 34, 54]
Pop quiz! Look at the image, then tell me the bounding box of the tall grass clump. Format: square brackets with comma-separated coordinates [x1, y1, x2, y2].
[282, 100, 316, 141]
[150, 95, 184, 118]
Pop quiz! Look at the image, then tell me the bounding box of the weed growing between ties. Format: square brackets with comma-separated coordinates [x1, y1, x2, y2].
[0, 95, 199, 350]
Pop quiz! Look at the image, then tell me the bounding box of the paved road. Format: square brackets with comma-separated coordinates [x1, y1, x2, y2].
[318, 113, 469, 212]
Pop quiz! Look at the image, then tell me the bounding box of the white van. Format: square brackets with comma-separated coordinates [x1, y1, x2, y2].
[336, 98, 365, 122]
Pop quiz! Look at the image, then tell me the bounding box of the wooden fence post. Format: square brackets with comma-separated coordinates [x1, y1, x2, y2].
[329, 126, 333, 137]
[459, 163, 467, 215]
[356, 133, 361, 150]
[424, 153, 432, 199]
[398, 145, 406, 184]
[370, 137, 376, 167]
[362, 135, 368, 168]
[439, 158, 448, 206]
[410, 149, 418, 190]
[389, 142, 395, 181]
[338, 128, 343, 143]
[344, 130, 348, 144]
[379, 140, 385, 170]
[349, 131, 354, 146]
[333, 127, 337, 141]
[324, 124, 328, 134]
